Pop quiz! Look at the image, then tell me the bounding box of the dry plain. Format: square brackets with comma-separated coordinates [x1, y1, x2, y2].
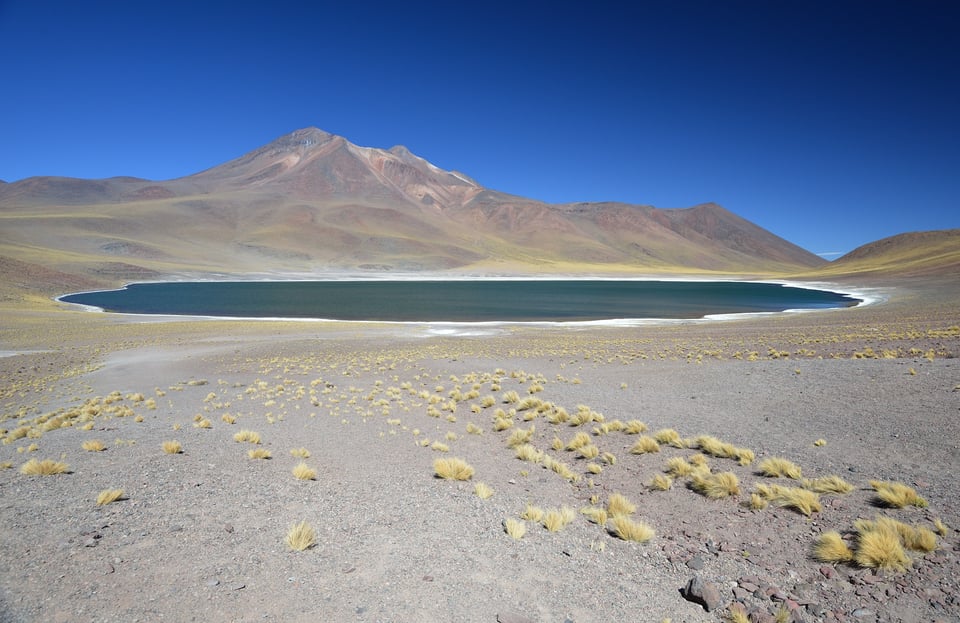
[0, 274, 958, 623]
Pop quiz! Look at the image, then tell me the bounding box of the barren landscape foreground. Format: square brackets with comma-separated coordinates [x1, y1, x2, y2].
[0, 271, 958, 623]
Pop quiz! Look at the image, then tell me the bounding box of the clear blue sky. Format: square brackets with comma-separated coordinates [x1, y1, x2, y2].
[2, 1, 958, 257]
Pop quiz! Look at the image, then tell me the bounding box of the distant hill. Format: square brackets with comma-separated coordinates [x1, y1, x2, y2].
[0, 127, 831, 295]
[809, 229, 960, 278]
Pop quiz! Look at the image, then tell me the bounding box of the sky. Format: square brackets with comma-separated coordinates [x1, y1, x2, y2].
[1, 1, 958, 258]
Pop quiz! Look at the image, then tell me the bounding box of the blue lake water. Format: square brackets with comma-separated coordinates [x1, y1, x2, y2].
[59, 280, 860, 322]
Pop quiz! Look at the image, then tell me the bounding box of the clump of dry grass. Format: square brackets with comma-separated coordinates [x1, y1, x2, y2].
[814, 438, 827, 446]
[292, 463, 317, 480]
[520, 503, 545, 522]
[233, 430, 261, 444]
[474, 482, 494, 499]
[607, 493, 636, 517]
[803, 475, 854, 494]
[20, 458, 69, 476]
[433, 457, 474, 480]
[504, 518, 526, 539]
[754, 483, 821, 516]
[466, 422, 483, 435]
[629, 435, 660, 454]
[96, 488, 125, 506]
[748, 493, 768, 510]
[580, 506, 608, 525]
[285, 520, 316, 551]
[162, 440, 183, 454]
[430, 441, 450, 452]
[649, 474, 673, 491]
[624, 420, 647, 434]
[870, 480, 928, 508]
[542, 507, 576, 532]
[664, 456, 695, 477]
[578, 444, 600, 459]
[757, 457, 802, 480]
[586, 462, 603, 474]
[812, 531, 854, 563]
[514, 443, 543, 463]
[855, 525, 911, 572]
[248, 448, 272, 460]
[690, 471, 740, 499]
[653, 428, 684, 448]
[506, 426, 535, 448]
[609, 515, 655, 542]
[565, 431, 592, 451]
[290, 447, 310, 459]
[81, 439, 107, 452]
[933, 518, 949, 537]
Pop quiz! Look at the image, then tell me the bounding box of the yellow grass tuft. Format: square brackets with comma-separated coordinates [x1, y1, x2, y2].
[761, 485, 821, 516]
[542, 507, 576, 532]
[855, 526, 911, 572]
[474, 482, 494, 499]
[757, 457, 802, 480]
[162, 440, 183, 454]
[193, 417, 212, 429]
[624, 419, 647, 434]
[292, 462, 317, 480]
[870, 480, 928, 508]
[506, 426, 535, 448]
[933, 518, 949, 537]
[504, 518, 526, 540]
[514, 443, 544, 463]
[814, 438, 827, 446]
[96, 488, 125, 506]
[82, 439, 107, 452]
[520, 503, 544, 522]
[726, 604, 750, 623]
[493, 417, 513, 431]
[580, 506, 608, 525]
[578, 444, 600, 459]
[609, 515, 655, 543]
[649, 474, 673, 491]
[221, 413, 237, 424]
[664, 456, 695, 477]
[248, 448, 272, 460]
[233, 430, 261, 444]
[433, 457, 474, 480]
[586, 462, 603, 474]
[813, 531, 854, 563]
[690, 471, 740, 499]
[607, 493, 636, 517]
[629, 435, 660, 454]
[290, 447, 311, 459]
[285, 520, 316, 551]
[748, 493, 768, 510]
[430, 441, 450, 452]
[465, 422, 483, 435]
[601, 451, 617, 465]
[653, 428, 684, 448]
[565, 431, 592, 451]
[20, 458, 69, 476]
[803, 475, 855, 494]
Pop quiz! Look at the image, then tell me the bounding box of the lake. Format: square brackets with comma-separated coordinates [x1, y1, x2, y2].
[58, 280, 860, 322]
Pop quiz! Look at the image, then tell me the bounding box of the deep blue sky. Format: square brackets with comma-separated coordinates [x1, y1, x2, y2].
[2, 1, 958, 257]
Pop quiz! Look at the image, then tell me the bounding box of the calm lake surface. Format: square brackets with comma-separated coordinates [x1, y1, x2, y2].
[60, 280, 859, 322]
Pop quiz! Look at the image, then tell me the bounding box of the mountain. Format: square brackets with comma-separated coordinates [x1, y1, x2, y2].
[809, 229, 960, 278]
[0, 127, 828, 295]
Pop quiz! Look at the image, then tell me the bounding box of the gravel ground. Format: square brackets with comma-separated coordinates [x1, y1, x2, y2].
[0, 279, 958, 623]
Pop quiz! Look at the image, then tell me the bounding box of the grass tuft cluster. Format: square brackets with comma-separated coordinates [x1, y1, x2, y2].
[433, 457, 474, 480]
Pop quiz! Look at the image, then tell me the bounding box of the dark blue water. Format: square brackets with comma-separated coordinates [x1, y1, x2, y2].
[59, 280, 859, 322]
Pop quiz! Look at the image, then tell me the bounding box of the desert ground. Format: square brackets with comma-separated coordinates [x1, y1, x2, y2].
[0, 274, 957, 623]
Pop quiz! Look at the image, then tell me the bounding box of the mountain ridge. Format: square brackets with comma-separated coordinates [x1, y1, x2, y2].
[0, 127, 878, 293]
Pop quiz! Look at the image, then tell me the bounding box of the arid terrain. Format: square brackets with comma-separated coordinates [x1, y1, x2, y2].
[0, 266, 958, 623]
[1, 130, 959, 622]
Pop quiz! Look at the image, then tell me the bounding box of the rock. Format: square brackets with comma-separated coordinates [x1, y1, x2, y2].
[205, 577, 220, 587]
[851, 608, 875, 618]
[686, 555, 706, 570]
[681, 576, 723, 612]
[497, 613, 534, 623]
[819, 565, 836, 579]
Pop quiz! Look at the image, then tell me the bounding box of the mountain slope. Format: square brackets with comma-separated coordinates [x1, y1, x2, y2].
[0, 127, 828, 290]
[808, 229, 960, 278]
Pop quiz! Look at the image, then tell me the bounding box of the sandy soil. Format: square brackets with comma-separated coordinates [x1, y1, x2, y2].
[0, 276, 958, 623]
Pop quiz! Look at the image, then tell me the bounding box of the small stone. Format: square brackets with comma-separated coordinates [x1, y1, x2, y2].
[83, 538, 97, 548]
[740, 581, 759, 593]
[732, 587, 752, 601]
[223, 524, 234, 533]
[205, 577, 220, 587]
[102, 563, 114, 575]
[686, 555, 706, 570]
[807, 603, 828, 617]
[422, 575, 434, 582]
[229, 583, 245, 591]
[681, 576, 724, 612]
[497, 613, 534, 623]
[852, 608, 875, 617]
[820, 565, 836, 579]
